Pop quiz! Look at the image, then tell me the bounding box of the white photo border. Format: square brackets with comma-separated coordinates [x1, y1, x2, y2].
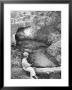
[4, 4, 69, 87]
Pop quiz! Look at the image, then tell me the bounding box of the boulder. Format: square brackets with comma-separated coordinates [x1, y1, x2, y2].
[46, 40, 61, 57]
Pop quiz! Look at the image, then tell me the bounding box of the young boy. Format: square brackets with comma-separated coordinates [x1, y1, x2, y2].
[22, 51, 38, 79]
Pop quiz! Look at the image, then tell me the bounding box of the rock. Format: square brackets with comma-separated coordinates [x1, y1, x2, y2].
[47, 40, 61, 56]
[48, 33, 61, 43]
[56, 55, 61, 65]
[30, 49, 56, 67]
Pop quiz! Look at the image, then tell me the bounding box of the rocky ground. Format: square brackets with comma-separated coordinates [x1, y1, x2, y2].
[11, 11, 61, 79]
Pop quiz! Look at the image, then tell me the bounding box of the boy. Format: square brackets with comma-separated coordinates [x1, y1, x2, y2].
[22, 51, 38, 79]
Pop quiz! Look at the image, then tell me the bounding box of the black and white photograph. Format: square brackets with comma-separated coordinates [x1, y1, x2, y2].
[11, 11, 61, 79]
[4, 4, 69, 86]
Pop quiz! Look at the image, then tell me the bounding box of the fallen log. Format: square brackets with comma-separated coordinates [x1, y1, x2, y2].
[34, 66, 61, 74]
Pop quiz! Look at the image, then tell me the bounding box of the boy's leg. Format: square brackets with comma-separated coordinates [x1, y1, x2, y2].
[23, 67, 38, 79]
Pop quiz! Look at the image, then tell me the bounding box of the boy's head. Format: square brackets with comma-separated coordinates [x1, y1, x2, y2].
[23, 52, 29, 58]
